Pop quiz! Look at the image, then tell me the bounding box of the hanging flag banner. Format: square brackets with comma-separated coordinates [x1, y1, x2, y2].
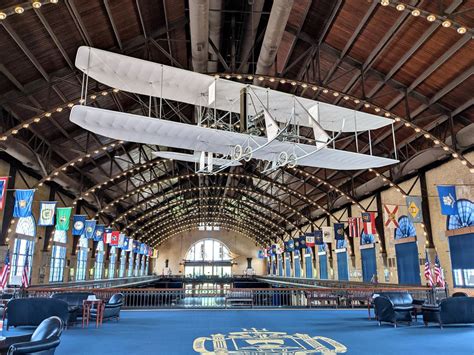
[314, 230, 323, 245]
[361, 212, 377, 235]
[13, 189, 35, 218]
[118, 233, 125, 248]
[148, 247, 153, 257]
[305, 233, 315, 247]
[94, 224, 105, 242]
[55, 207, 72, 231]
[110, 231, 120, 246]
[322, 226, 333, 243]
[103, 228, 112, 244]
[258, 250, 265, 259]
[122, 237, 130, 250]
[286, 239, 295, 252]
[133, 240, 140, 253]
[127, 238, 134, 252]
[334, 223, 345, 240]
[0, 177, 8, 210]
[38, 201, 57, 226]
[436, 185, 458, 215]
[275, 244, 283, 255]
[72, 215, 87, 235]
[152, 249, 158, 258]
[383, 204, 399, 229]
[84, 220, 97, 239]
[298, 236, 307, 249]
[348, 217, 362, 238]
[406, 196, 423, 223]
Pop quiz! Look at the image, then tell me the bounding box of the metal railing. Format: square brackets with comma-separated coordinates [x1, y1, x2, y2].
[26, 285, 446, 309]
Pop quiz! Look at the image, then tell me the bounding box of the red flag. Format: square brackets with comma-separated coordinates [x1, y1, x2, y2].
[0, 250, 11, 290]
[0, 177, 8, 210]
[110, 231, 120, 246]
[362, 212, 377, 235]
[424, 251, 434, 287]
[22, 256, 30, 288]
[434, 254, 445, 288]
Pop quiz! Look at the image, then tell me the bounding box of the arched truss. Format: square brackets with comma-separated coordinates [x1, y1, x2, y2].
[142, 214, 280, 246]
[143, 216, 276, 247]
[157, 225, 266, 248]
[129, 201, 288, 238]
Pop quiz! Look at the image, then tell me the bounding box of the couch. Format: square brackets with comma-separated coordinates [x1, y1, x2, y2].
[373, 292, 415, 327]
[439, 296, 474, 328]
[5, 298, 69, 329]
[7, 316, 63, 355]
[50, 292, 95, 324]
[91, 293, 124, 321]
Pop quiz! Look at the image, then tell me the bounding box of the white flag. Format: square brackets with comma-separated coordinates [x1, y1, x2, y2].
[322, 226, 333, 243]
[38, 201, 57, 226]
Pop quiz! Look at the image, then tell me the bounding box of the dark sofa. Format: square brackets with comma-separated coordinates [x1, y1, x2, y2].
[50, 292, 95, 324]
[373, 291, 415, 327]
[5, 298, 69, 329]
[439, 296, 474, 328]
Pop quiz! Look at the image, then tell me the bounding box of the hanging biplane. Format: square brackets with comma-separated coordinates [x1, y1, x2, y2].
[70, 46, 398, 173]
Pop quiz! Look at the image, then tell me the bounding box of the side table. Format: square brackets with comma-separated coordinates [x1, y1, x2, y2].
[82, 300, 105, 328]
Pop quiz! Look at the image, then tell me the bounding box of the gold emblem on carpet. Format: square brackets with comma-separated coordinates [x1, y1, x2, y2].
[193, 328, 347, 354]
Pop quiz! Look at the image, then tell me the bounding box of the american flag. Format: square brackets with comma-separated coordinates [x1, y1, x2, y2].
[21, 253, 30, 288]
[348, 217, 362, 238]
[434, 254, 445, 288]
[0, 249, 11, 290]
[424, 251, 434, 287]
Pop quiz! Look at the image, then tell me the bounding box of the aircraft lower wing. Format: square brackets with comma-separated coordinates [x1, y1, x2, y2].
[152, 151, 241, 166]
[70, 105, 398, 170]
[75, 46, 394, 133]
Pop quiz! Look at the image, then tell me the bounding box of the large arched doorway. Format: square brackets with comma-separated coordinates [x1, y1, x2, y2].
[184, 239, 232, 277]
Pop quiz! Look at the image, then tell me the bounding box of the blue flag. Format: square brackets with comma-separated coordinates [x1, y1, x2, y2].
[314, 230, 323, 245]
[122, 237, 130, 250]
[298, 236, 306, 249]
[286, 239, 294, 252]
[72, 215, 86, 235]
[133, 240, 140, 253]
[13, 189, 34, 218]
[437, 185, 458, 215]
[334, 223, 345, 240]
[84, 220, 97, 239]
[93, 224, 105, 242]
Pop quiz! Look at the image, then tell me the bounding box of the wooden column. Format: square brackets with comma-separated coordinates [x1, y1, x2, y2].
[375, 192, 387, 255]
[419, 171, 434, 248]
[0, 164, 16, 245]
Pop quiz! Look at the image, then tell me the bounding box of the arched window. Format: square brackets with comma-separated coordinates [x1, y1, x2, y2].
[11, 216, 35, 284]
[360, 230, 375, 245]
[108, 246, 117, 279]
[184, 239, 232, 277]
[94, 241, 105, 279]
[118, 249, 127, 278]
[395, 215, 417, 239]
[49, 229, 67, 283]
[76, 236, 89, 281]
[447, 199, 473, 230]
[128, 253, 134, 277]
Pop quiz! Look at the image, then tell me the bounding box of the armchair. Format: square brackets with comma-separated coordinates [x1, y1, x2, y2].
[7, 316, 63, 355]
[91, 293, 124, 321]
[373, 296, 413, 327]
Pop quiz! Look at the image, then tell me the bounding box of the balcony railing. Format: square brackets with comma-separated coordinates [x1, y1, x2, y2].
[26, 285, 446, 309]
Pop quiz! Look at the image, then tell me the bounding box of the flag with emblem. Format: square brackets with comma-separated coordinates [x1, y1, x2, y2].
[84, 220, 97, 239]
[118, 233, 125, 248]
[348, 217, 362, 238]
[434, 254, 445, 288]
[122, 236, 130, 250]
[55, 207, 72, 231]
[13, 189, 35, 218]
[285, 239, 294, 252]
[361, 212, 377, 235]
[293, 237, 300, 250]
[38, 201, 56, 226]
[72, 215, 86, 235]
[127, 238, 134, 252]
[424, 250, 434, 287]
[110, 231, 120, 246]
[0, 250, 11, 290]
[383, 204, 399, 229]
[334, 223, 345, 240]
[298, 236, 306, 249]
[305, 233, 315, 247]
[314, 230, 323, 245]
[94, 224, 105, 242]
[436, 185, 458, 215]
[322, 227, 333, 243]
[406, 196, 423, 223]
[0, 177, 9, 210]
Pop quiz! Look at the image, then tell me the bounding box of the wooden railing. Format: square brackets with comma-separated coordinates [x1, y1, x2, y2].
[29, 275, 158, 289]
[26, 285, 446, 309]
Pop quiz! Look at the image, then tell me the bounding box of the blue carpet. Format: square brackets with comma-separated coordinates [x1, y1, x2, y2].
[6, 309, 474, 354]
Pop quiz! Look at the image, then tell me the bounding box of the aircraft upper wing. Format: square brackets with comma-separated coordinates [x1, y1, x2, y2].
[75, 46, 394, 133]
[70, 105, 398, 170]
